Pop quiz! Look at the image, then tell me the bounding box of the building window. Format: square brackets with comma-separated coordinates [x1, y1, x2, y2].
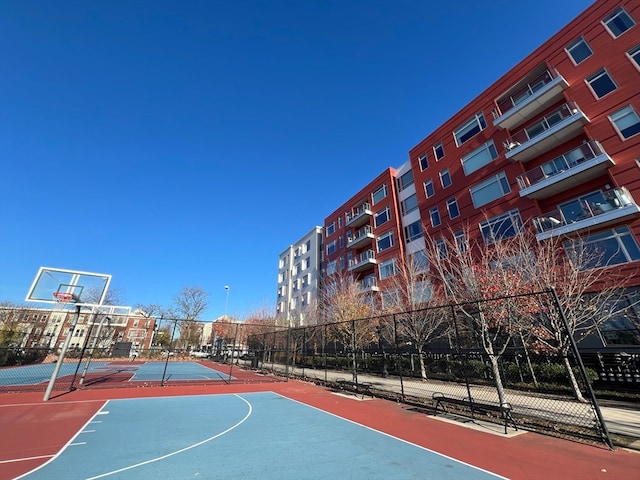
[338, 216, 343, 228]
[433, 142, 445, 161]
[374, 206, 390, 227]
[454, 113, 486, 146]
[326, 222, 335, 236]
[628, 44, 640, 70]
[564, 226, 640, 270]
[327, 240, 336, 255]
[377, 231, 394, 252]
[470, 172, 511, 208]
[454, 230, 467, 252]
[430, 206, 441, 227]
[372, 184, 387, 204]
[566, 37, 593, 64]
[412, 280, 432, 305]
[304, 257, 310, 269]
[306, 240, 311, 252]
[586, 68, 617, 98]
[401, 194, 418, 215]
[419, 153, 428, 171]
[609, 105, 640, 139]
[424, 179, 435, 198]
[411, 249, 429, 271]
[404, 221, 423, 243]
[461, 140, 499, 175]
[398, 170, 414, 191]
[440, 168, 452, 188]
[436, 238, 448, 258]
[602, 7, 636, 38]
[338, 236, 344, 249]
[327, 260, 337, 275]
[340, 256, 345, 270]
[479, 210, 523, 245]
[446, 197, 460, 219]
[379, 258, 398, 279]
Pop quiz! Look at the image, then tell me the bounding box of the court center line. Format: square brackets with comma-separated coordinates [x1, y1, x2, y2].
[0, 455, 55, 465]
[86, 393, 253, 479]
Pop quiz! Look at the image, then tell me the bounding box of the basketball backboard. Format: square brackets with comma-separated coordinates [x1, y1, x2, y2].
[26, 267, 112, 307]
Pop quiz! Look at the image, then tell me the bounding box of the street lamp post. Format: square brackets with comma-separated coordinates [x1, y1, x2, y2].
[224, 285, 230, 319]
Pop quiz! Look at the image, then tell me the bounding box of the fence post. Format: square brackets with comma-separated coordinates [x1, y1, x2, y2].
[549, 287, 614, 449]
[393, 314, 405, 401]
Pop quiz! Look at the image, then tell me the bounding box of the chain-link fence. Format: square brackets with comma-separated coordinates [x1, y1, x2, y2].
[0, 291, 622, 447]
[248, 290, 614, 447]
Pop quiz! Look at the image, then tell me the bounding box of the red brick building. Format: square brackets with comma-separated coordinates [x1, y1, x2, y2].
[322, 0, 640, 344]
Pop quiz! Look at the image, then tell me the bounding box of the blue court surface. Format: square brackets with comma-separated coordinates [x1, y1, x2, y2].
[0, 361, 230, 386]
[17, 392, 506, 479]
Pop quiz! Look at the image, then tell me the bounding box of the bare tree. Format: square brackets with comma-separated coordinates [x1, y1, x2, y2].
[319, 271, 374, 381]
[512, 230, 634, 401]
[382, 253, 451, 380]
[169, 287, 209, 350]
[425, 228, 538, 404]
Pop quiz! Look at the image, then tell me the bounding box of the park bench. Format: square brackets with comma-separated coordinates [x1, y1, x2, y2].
[432, 392, 517, 434]
[335, 377, 373, 399]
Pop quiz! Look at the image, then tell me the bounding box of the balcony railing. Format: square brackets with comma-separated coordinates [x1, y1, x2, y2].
[533, 187, 640, 240]
[346, 202, 373, 227]
[358, 275, 379, 293]
[493, 68, 569, 130]
[348, 249, 376, 272]
[504, 101, 589, 162]
[347, 225, 375, 249]
[516, 141, 614, 199]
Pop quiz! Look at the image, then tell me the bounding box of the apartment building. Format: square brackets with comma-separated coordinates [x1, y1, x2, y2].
[316, 0, 640, 344]
[276, 226, 323, 326]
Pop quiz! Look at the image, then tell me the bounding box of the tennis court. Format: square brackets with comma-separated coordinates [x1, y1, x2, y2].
[0, 361, 232, 388]
[1, 372, 638, 480]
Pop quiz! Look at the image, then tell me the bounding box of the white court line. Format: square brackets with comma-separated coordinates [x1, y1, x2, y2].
[0, 455, 54, 465]
[276, 392, 510, 480]
[12, 401, 109, 480]
[86, 394, 254, 479]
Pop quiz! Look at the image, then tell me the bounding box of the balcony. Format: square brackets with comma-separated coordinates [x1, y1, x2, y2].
[346, 202, 373, 228]
[348, 249, 376, 273]
[516, 141, 615, 199]
[358, 275, 379, 293]
[347, 225, 375, 249]
[494, 68, 569, 131]
[504, 101, 590, 163]
[533, 187, 640, 241]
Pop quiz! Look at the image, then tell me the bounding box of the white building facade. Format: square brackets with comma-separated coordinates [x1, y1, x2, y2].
[276, 226, 323, 326]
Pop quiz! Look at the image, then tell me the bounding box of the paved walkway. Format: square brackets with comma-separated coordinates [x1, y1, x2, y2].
[262, 363, 640, 445]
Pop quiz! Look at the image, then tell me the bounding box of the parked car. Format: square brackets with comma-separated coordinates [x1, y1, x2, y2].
[190, 350, 211, 359]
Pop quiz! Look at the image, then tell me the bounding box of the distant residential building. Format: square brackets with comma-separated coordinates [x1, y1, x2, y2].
[276, 226, 323, 326]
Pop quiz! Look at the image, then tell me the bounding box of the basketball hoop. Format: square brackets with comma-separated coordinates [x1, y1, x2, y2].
[53, 291, 77, 304]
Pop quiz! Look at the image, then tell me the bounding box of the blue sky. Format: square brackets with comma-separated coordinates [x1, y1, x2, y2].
[0, 0, 592, 319]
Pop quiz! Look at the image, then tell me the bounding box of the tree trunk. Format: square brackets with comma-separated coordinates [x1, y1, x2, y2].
[488, 354, 507, 404]
[417, 347, 427, 381]
[563, 354, 587, 402]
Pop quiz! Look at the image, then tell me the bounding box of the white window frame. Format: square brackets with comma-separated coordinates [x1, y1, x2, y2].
[627, 44, 640, 72]
[609, 105, 640, 140]
[326, 222, 335, 236]
[470, 172, 511, 208]
[401, 194, 418, 216]
[377, 230, 394, 252]
[430, 206, 441, 227]
[398, 171, 414, 192]
[379, 258, 398, 279]
[454, 112, 486, 146]
[602, 6, 636, 38]
[447, 197, 460, 219]
[424, 179, 435, 198]
[326, 240, 336, 255]
[461, 140, 498, 175]
[372, 184, 388, 205]
[586, 68, 617, 99]
[374, 206, 390, 227]
[440, 168, 452, 188]
[418, 153, 428, 171]
[565, 36, 593, 65]
[433, 142, 445, 161]
[479, 209, 523, 245]
[404, 220, 423, 243]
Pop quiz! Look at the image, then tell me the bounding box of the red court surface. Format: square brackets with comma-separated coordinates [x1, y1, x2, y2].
[0, 371, 638, 480]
